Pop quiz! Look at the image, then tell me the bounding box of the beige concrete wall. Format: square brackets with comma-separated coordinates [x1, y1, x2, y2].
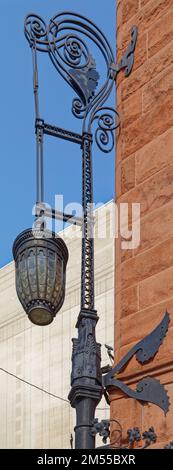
[0, 201, 114, 449]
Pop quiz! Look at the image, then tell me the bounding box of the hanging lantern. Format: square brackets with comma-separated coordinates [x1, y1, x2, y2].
[13, 228, 68, 326]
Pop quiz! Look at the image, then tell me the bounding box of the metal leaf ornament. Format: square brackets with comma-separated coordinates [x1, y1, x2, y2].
[136, 312, 170, 364]
[69, 56, 100, 118]
[103, 313, 171, 414]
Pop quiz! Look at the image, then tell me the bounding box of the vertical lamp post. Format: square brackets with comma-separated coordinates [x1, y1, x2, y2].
[13, 11, 138, 449]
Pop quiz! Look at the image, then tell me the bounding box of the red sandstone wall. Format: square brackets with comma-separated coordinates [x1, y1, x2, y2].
[112, 0, 173, 448]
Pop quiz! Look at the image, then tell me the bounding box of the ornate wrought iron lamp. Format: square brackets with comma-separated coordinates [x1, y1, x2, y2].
[13, 9, 171, 450]
[13, 9, 137, 447]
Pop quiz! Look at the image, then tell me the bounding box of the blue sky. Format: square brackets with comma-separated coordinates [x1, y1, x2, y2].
[0, 0, 116, 267]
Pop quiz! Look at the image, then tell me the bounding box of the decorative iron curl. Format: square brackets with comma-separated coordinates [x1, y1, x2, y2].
[92, 107, 120, 153]
[24, 12, 115, 128]
[63, 34, 89, 67]
[72, 98, 86, 119]
[24, 14, 48, 51]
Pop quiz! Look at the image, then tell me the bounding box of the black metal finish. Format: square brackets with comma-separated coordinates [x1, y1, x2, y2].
[113, 26, 138, 77]
[81, 134, 94, 310]
[91, 419, 110, 444]
[24, 12, 136, 144]
[142, 427, 157, 449]
[68, 309, 102, 449]
[92, 418, 123, 449]
[68, 130, 100, 449]
[103, 313, 170, 414]
[127, 427, 157, 449]
[24, 12, 115, 131]
[110, 312, 169, 376]
[23, 9, 138, 449]
[94, 424, 158, 449]
[13, 228, 68, 325]
[105, 344, 114, 362]
[70, 56, 100, 118]
[92, 107, 120, 153]
[36, 119, 83, 145]
[106, 376, 170, 414]
[24, 11, 137, 316]
[127, 427, 141, 446]
[95, 424, 173, 450]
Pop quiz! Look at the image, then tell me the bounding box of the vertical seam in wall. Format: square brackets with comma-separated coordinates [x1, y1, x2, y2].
[134, 152, 137, 187]
[142, 83, 144, 115]
[137, 283, 140, 312]
[134, 147, 136, 189]
[146, 30, 149, 61]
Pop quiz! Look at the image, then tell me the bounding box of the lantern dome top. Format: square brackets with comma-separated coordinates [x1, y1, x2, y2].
[13, 227, 68, 264]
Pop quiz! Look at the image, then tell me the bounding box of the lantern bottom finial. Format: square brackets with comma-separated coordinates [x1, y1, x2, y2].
[28, 306, 54, 326]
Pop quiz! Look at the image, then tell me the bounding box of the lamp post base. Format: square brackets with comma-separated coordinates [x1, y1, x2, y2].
[69, 386, 102, 449]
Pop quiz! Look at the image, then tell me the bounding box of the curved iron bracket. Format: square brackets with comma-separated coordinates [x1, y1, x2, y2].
[103, 312, 171, 414]
[111, 26, 138, 78]
[24, 12, 137, 153]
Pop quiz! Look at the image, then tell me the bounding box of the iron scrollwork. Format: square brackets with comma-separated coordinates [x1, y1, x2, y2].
[24, 12, 110, 135]
[91, 107, 120, 153]
[24, 12, 137, 150]
[24, 14, 48, 51]
[24, 11, 137, 312]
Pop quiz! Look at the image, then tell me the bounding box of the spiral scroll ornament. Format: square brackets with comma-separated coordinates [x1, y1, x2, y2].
[92, 107, 120, 153]
[24, 12, 115, 128]
[24, 14, 48, 51]
[72, 98, 86, 119]
[63, 34, 89, 68]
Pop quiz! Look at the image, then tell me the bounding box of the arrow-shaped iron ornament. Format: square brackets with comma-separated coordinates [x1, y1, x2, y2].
[103, 312, 170, 414]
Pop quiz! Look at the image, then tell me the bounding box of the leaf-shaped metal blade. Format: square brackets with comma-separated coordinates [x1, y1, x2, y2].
[116, 26, 138, 77]
[103, 312, 171, 382]
[110, 376, 170, 414]
[136, 377, 170, 414]
[136, 312, 170, 364]
[69, 55, 100, 105]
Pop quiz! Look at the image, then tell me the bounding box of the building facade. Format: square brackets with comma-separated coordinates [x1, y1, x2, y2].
[0, 201, 114, 449]
[112, 0, 173, 448]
